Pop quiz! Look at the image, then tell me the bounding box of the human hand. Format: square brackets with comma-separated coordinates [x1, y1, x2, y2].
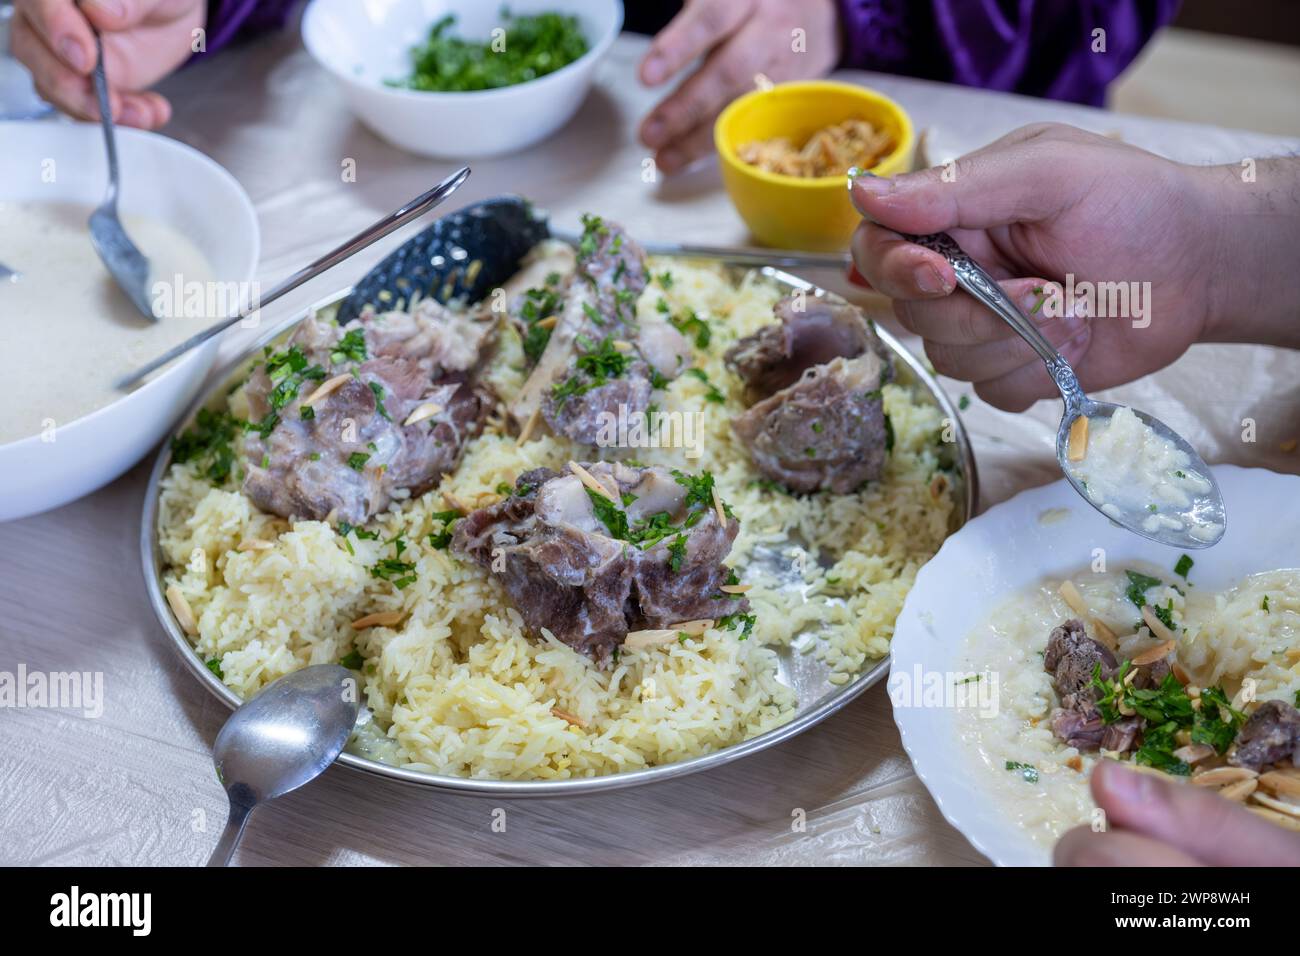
[1055, 760, 1300, 866]
[637, 0, 841, 175]
[847, 123, 1300, 412]
[11, 0, 206, 129]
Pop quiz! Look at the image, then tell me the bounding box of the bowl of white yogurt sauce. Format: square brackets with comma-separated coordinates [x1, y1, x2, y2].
[0, 121, 259, 521]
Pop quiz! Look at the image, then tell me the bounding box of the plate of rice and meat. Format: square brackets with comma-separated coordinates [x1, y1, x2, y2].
[891, 466, 1300, 864]
[142, 198, 975, 794]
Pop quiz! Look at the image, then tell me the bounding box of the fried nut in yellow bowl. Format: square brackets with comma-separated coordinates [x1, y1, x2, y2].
[715, 80, 915, 252]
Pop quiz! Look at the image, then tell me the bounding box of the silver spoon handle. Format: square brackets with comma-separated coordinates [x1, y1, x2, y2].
[206, 797, 254, 867]
[116, 166, 471, 390]
[903, 231, 1086, 409]
[89, 31, 118, 207]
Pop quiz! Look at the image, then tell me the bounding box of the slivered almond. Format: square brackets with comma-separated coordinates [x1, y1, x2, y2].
[1126, 763, 1173, 779]
[1067, 415, 1089, 462]
[929, 474, 948, 500]
[165, 585, 197, 636]
[350, 610, 405, 630]
[1251, 791, 1300, 818]
[1247, 805, 1300, 832]
[301, 373, 352, 407]
[671, 618, 714, 636]
[1219, 778, 1258, 801]
[1285, 646, 1300, 662]
[568, 461, 617, 501]
[720, 583, 751, 594]
[536, 315, 559, 330]
[402, 402, 443, 427]
[1058, 580, 1088, 618]
[517, 405, 542, 444]
[611, 339, 634, 352]
[551, 707, 587, 728]
[1066, 755, 1084, 772]
[1140, 605, 1177, 644]
[1092, 618, 1118, 651]
[711, 484, 727, 526]
[1258, 770, 1300, 798]
[623, 629, 679, 650]
[237, 538, 275, 552]
[1172, 743, 1215, 764]
[1192, 766, 1258, 787]
[441, 491, 468, 515]
[1171, 660, 1192, 685]
[1131, 638, 1175, 666]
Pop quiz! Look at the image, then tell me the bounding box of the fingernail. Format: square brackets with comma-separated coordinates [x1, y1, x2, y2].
[850, 170, 893, 196]
[59, 38, 89, 71]
[1101, 760, 1148, 802]
[643, 55, 667, 85]
[914, 263, 950, 295]
[642, 119, 666, 148]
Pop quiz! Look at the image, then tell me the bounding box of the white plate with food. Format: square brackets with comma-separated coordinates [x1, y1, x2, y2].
[142, 198, 975, 794]
[891, 465, 1300, 865]
[0, 120, 259, 521]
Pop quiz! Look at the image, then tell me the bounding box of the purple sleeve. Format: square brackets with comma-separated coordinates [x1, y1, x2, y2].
[194, 0, 299, 59]
[837, 0, 1181, 106]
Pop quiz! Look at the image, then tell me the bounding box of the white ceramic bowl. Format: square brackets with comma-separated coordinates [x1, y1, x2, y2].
[0, 121, 259, 522]
[301, 0, 623, 158]
[890, 465, 1299, 865]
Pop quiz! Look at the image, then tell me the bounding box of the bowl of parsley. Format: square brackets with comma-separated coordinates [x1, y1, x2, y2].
[302, 0, 622, 158]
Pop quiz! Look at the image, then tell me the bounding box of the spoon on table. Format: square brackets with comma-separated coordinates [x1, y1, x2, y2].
[901, 231, 1226, 550]
[207, 665, 359, 867]
[87, 29, 155, 321]
[116, 165, 471, 389]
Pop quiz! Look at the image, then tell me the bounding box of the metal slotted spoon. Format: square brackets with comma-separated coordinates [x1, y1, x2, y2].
[904, 231, 1226, 549]
[87, 29, 154, 320]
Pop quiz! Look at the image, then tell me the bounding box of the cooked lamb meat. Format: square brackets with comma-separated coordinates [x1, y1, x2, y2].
[727, 293, 894, 493]
[1050, 706, 1107, 751]
[1042, 618, 1126, 752]
[732, 352, 891, 495]
[1229, 699, 1300, 772]
[726, 293, 890, 399]
[510, 217, 691, 444]
[452, 462, 746, 664]
[239, 300, 494, 524]
[1044, 618, 1117, 708]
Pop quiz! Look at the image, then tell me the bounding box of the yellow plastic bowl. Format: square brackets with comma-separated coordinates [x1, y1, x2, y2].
[715, 81, 914, 251]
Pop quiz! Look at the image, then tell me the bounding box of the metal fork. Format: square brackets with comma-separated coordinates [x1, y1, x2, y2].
[86, 29, 154, 320]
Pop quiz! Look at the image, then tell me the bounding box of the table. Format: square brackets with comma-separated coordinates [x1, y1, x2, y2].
[2, 26, 1298, 867]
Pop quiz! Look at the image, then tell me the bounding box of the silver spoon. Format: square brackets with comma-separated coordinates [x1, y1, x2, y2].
[87, 29, 154, 320]
[207, 664, 360, 867]
[904, 231, 1225, 549]
[116, 165, 471, 389]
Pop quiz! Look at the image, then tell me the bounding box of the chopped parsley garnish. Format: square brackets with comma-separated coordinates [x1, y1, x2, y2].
[368, 535, 417, 589]
[171, 408, 239, 484]
[670, 309, 711, 349]
[685, 367, 724, 403]
[205, 657, 224, 680]
[719, 612, 756, 639]
[551, 337, 630, 406]
[389, 11, 589, 93]
[883, 414, 895, 452]
[1191, 686, 1246, 753]
[666, 533, 688, 572]
[300, 405, 316, 421]
[958, 394, 971, 411]
[585, 487, 630, 540]
[1005, 761, 1039, 783]
[330, 328, 368, 366]
[1124, 570, 1163, 609]
[368, 381, 391, 420]
[1174, 554, 1194, 579]
[656, 271, 673, 289]
[577, 213, 606, 259]
[427, 510, 460, 549]
[346, 452, 370, 471]
[581, 301, 605, 327]
[339, 649, 364, 670]
[1262, 595, 1271, 613]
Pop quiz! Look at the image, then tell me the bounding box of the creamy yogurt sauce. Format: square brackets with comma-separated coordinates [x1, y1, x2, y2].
[0, 200, 214, 445]
[1066, 407, 1221, 541]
